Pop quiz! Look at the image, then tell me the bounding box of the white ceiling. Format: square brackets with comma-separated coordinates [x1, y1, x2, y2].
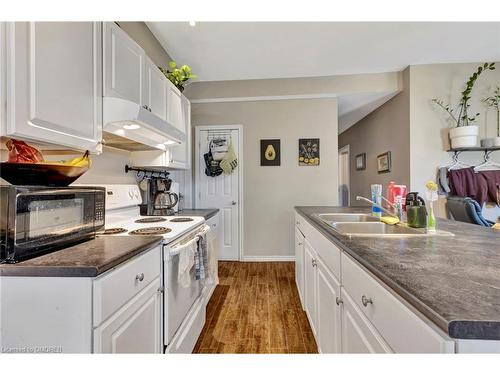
[147, 22, 500, 82]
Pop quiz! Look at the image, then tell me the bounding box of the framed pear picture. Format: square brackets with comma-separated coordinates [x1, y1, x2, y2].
[299, 138, 320, 166]
[260, 139, 281, 166]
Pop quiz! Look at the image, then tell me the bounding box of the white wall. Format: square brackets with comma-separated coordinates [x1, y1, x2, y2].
[192, 98, 339, 259]
[409, 62, 500, 220]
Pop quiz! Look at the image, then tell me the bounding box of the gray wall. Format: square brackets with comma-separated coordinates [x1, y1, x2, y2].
[338, 68, 410, 204]
[192, 98, 339, 259]
[409, 62, 500, 220]
[117, 22, 173, 69]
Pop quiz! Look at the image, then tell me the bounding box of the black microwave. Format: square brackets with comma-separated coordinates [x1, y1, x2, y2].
[0, 185, 105, 263]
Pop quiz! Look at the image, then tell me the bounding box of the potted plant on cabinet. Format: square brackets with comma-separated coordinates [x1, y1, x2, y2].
[159, 61, 196, 92]
[482, 86, 500, 147]
[433, 62, 496, 149]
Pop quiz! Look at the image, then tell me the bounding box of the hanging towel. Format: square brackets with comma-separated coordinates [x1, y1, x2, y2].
[220, 142, 238, 175]
[210, 138, 229, 161]
[177, 240, 197, 288]
[437, 167, 451, 195]
[195, 233, 209, 281]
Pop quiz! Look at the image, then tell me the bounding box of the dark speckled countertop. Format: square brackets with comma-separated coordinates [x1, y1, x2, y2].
[295, 206, 500, 340]
[0, 236, 163, 277]
[175, 208, 219, 220]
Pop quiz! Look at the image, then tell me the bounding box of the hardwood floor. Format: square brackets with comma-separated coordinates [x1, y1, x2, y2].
[193, 261, 318, 354]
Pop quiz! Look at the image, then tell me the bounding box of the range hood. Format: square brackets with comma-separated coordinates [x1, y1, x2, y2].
[102, 97, 186, 151]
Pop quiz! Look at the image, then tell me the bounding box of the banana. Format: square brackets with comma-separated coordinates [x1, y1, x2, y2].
[38, 151, 91, 168]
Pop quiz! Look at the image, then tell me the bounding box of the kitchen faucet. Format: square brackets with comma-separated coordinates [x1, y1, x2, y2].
[355, 195, 399, 218]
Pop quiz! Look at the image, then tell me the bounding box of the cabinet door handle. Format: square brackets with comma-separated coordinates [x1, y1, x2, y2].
[298, 242, 303, 246]
[135, 273, 145, 282]
[311, 259, 317, 267]
[335, 297, 343, 306]
[157, 286, 164, 294]
[296, 221, 300, 225]
[361, 295, 373, 307]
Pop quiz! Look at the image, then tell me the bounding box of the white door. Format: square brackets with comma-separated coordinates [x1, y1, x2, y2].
[145, 56, 167, 120]
[294, 227, 305, 309]
[316, 256, 342, 353]
[94, 278, 162, 353]
[338, 145, 350, 206]
[341, 288, 392, 353]
[3, 22, 102, 152]
[103, 22, 145, 105]
[304, 240, 317, 337]
[196, 126, 241, 261]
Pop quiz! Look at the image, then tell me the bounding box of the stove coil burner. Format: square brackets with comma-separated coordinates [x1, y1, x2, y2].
[128, 227, 172, 235]
[135, 217, 167, 223]
[100, 228, 128, 235]
[170, 217, 194, 223]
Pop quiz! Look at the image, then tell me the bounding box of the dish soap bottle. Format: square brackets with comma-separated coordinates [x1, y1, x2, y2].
[405, 192, 427, 228]
[425, 181, 438, 233]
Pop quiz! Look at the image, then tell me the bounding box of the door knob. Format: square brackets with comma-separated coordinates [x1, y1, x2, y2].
[361, 295, 373, 307]
[335, 297, 343, 306]
[231, 201, 237, 205]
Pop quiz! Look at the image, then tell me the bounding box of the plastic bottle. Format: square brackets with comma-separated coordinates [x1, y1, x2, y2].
[371, 184, 382, 218]
[387, 181, 396, 204]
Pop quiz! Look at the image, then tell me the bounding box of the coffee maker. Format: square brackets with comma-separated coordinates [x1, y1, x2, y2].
[140, 176, 179, 216]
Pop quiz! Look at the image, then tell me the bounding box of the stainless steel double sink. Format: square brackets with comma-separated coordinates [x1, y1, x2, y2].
[313, 213, 453, 238]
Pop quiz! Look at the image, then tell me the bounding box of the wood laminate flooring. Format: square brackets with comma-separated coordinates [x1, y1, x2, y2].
[193, 261, 318, 354]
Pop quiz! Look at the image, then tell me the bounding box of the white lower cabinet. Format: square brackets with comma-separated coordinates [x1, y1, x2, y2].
[0, 245, 163, 353]
[295, 212, 456, 354]
[303, 239, 317, 337]
[341, 288, 392, 353]
[294, 227, 305, 309]
[94, 277, 162, 353]
[316, 256, 342, 353]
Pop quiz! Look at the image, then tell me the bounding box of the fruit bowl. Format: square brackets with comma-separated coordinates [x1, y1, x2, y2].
[0, 162, 89, 186]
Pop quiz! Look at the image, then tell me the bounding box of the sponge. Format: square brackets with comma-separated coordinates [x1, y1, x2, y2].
[380, 216, 400, 225]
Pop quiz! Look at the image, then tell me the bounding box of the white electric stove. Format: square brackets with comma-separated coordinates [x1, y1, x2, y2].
[100, 184, 205, 242]
[98, 184, 210, 354]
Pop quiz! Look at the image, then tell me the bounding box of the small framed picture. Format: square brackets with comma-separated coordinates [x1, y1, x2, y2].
[377, 151, 391, 173]
[260, 139, 281, 166]
[298, 138, 320, 166]
[355, 153, 366, 171]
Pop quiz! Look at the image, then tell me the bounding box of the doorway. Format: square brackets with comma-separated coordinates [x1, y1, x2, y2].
[195, 125, 243, 261]
[338, 145, 350, 207]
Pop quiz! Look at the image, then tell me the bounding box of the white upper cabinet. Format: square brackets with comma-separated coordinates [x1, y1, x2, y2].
[168, 96, 191, 169]
[1, 23, 6, 130]
[2, 22, 103, 152]
[166, 80, 184, 132]
[145, 56, 167, 120]
[103, 22, 145, 106]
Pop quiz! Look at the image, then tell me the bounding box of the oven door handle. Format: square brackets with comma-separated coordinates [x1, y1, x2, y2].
[168, 224, 211, 257]
[169, 236, 200, 257]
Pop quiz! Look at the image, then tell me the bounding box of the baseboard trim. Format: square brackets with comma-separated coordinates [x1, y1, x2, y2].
[240, 256, 295, 262]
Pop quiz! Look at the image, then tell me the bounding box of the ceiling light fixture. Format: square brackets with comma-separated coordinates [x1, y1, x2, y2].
[123, 124, 141, 130]
[189, 21, 196, 27]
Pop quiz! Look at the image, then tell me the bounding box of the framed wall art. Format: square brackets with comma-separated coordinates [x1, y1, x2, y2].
[355, 153, 366, 171]
[377, 151, 391, 173]
[298, 138, 320, 166]
[260, 139, 281, 166]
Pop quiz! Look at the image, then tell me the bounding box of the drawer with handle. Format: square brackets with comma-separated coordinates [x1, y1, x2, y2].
[341, 253, 455, 353]
[93, 245, 162, 327]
